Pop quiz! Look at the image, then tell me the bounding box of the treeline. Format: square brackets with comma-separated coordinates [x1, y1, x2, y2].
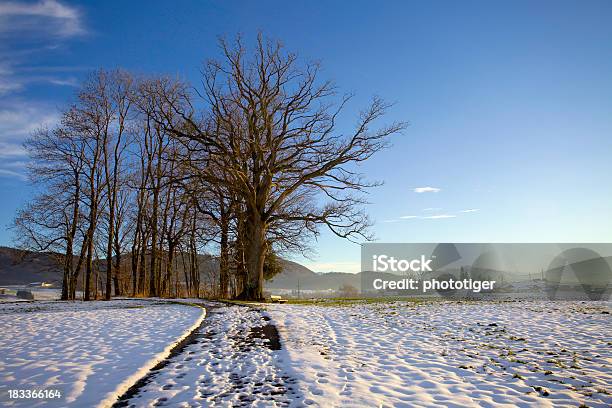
[13, 35, 405, 300]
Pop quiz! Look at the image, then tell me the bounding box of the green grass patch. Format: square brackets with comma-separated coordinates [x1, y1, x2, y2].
[284, 296, 432, 307]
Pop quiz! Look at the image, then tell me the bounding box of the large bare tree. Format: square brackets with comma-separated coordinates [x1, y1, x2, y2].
[152, 35, 407, 299]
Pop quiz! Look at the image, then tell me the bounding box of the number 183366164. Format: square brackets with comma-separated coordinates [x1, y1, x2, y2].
[8, 389, 62, 399]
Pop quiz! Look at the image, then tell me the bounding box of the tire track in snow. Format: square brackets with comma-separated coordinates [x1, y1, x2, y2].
[115, 303, 301, 407]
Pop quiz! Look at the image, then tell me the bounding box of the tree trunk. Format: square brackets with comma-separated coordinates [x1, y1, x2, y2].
[113, 234, 122, 296]
[63, 177, 80, 300]
[149, 229, 158, 296]
[238, 214, 266, 300]
[189, 213, 199, 298]
[70, 238, 88, 300]
[61, 238, 73, 301]
[165, 245, 175, 297]
[149, 189, 159, 296]
[61, 253, 70, 301]
[219, 215, 229, 299]
[112, 263, 120, 296]
[138, 232, 148, 295]
[93, 258, 99, 299]
[190, 240, 199, 298]
[181, 252, 190, 297]
[84, 226, 94, 301]
[131, 244, 139, 296]
[69, 272, 78, 300]
[130, 211, 143, 296]
[105, 208, 115, 300]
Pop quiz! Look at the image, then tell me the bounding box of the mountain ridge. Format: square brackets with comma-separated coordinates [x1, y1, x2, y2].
[0, 246, 363, 291]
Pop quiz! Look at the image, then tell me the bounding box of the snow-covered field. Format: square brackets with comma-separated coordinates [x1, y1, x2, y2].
[0, 299, 204, 407]
[0, 287, 62, 302]
[1, 299, 609, 407]
[269, 300, 612, 407]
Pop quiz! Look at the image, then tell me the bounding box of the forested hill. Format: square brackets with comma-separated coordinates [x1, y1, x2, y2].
[0, 246, 411, 291]
[0, 246, 63, 285]
[0, 246, 338, 290]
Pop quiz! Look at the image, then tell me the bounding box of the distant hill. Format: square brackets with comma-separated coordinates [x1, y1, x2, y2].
[0, 246, 335, 289]
[0, 246, 472, 292]
[0, 246, 63, 285]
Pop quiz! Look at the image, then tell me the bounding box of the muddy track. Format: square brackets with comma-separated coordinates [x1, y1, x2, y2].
[112, 302, 297, 407]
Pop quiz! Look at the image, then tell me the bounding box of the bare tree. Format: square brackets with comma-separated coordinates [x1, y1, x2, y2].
[14, 116, 90, 300]
[101, 70, 134, 300]
[152, 35, 406, 299]
[14, 34, 406, 302]
[63, 71, 120, 300]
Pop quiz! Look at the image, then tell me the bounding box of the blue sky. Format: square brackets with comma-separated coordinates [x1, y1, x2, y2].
[1, 0, 611, 272]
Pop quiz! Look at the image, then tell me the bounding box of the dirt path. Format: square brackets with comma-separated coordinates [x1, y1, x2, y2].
[113, 302, 300, 407]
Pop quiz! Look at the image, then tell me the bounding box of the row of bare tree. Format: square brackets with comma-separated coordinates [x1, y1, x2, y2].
[13, 35, 406, 300]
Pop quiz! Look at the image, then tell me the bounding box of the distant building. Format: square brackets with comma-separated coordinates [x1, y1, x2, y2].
[16, 290, 34, 300]
[27, 282, 54, 288]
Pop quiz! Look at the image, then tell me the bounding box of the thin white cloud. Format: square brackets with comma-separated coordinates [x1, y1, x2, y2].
[390, 208, 474, 222]
[0, 102, 59, 141]
[422, 214, 456, 219]
[0, 73, 78, 96]
[0, 0, 85, 38]
[0, 102, 59, 181]
[2, 160, 28, 168]
[395, 214, 457, 221]
[0, 1, 86, 97]
[0, 168, 27, 180]
[0, 79, 23, 95]
[413, 186, 441, 193]
[0, 1, 82, 182]
[302, 261, 361, 273]
[0, 142, 27, 158]
[46, 77, 78, 87]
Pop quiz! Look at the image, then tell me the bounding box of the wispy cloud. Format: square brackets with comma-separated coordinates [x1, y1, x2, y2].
[388, 209, 478, 222]
[302, 261, 361, 273]
[46, 77, 79, 87]
[389, 214, 457, 221]
[0, 70, 80, 95]
[0, 168, 28, 180]
[413, 186, 441, 193]
[0, 102, 59, 141]
[0, 1, 84, 181]
[0, 0, 85, 38]
[0, 101, 59, 180]
[0, 142, 27, 159]
[422, 214, 456, 219]
[0, 1, 86, 96]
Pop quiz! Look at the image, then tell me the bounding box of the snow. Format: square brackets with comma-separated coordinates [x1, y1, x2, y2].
[0, 299, 204, 407]
[268, 300, 612, 407]
[122, 303, 298, 407]
[0, 287, 61, 302]
[1, 298, 609, 407]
